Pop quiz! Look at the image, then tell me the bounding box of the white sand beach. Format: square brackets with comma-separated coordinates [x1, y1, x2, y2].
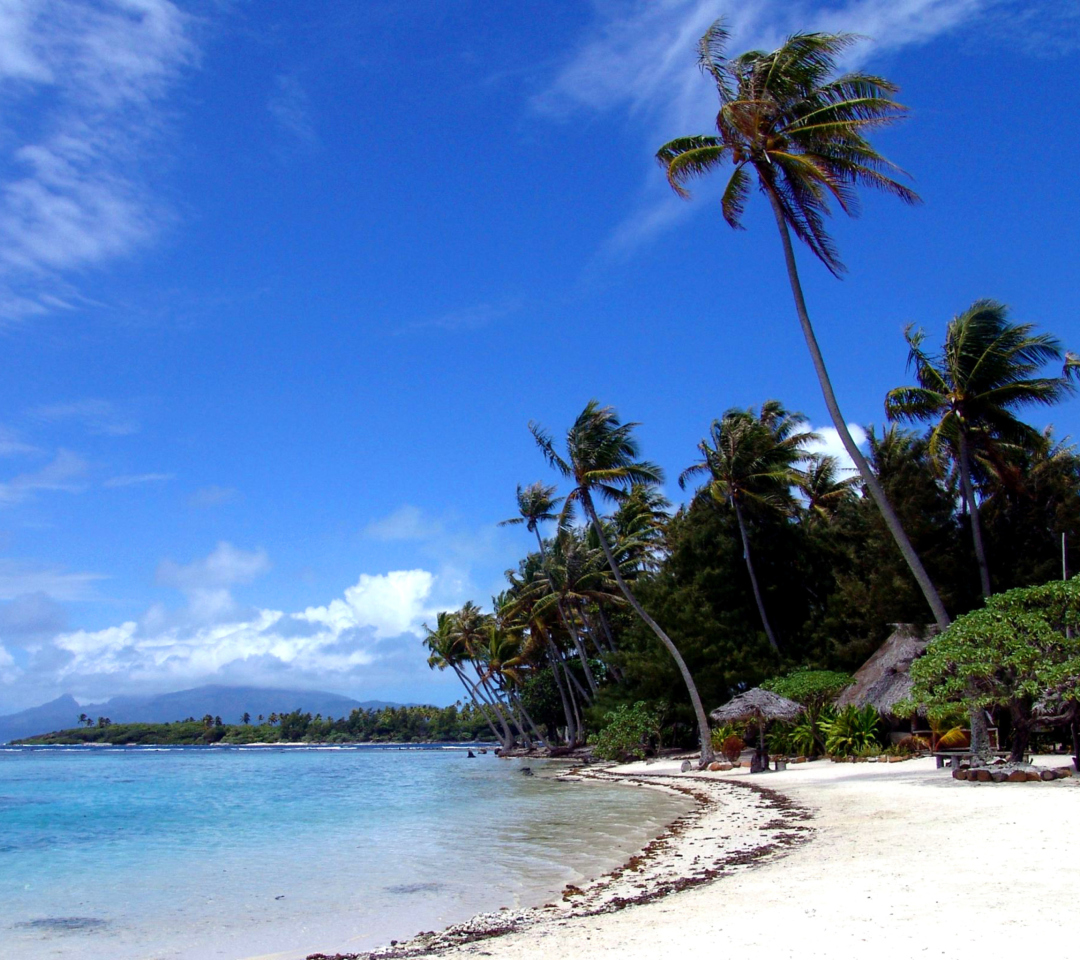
[338, 755, 1078, 960]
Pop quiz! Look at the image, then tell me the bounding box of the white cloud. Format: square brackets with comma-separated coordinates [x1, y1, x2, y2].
[157, 542, 270, 592]
[0, 449, 88, 505]
[538, 0, 982, 123]
[300, 569, 436, 641]
[9, 558, 446, 701]
[0, 0, 197, 320]
[806, 423, 869, 476]
[535, 0, 985, 256]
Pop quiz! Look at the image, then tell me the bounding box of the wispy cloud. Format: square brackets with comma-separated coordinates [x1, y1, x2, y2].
[267, 72, 318, 146]
[0, 557, 106, 601]
[32, 398, 139, 436]
[185, 485, 238, 509]
[0, 450, 88, 506]
[0, 0, 198, 321]
[104, 472, 173, 488]
[0, 426, 40, 457]
[534, 0, 987, 257]
[364, 505, 445, 542]
[401, 299, 522, 334]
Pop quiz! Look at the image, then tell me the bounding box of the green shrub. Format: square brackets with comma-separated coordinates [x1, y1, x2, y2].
[761, 669, 853, 708]
[710, 721, 744, 749]
[590, 701, 661, 762]
[820, 705, 882, 757]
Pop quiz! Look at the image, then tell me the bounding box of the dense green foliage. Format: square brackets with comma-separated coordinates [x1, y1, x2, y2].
[761, 670, 854, 708]
[907, 578, 1080, 758]
[15, 704, 497, 746]
[589, 702, 663, 762]
[820, 705, 883, 756]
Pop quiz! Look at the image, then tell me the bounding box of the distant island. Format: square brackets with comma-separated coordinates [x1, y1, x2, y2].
[13, 703, 497, 746]
[0, 684, 434, 743]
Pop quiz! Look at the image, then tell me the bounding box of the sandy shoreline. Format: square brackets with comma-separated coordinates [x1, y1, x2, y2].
[299, 754, 1078, 960]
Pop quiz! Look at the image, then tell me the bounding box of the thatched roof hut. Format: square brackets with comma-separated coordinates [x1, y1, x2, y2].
[711, 688, 804, 725]
[836, 623, 938, 719]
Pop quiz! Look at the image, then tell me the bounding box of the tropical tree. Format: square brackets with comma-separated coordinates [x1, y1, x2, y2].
[657, 20, 950, 630]
[423, 609, 510, 747]
[500, 482, 600, 695]
[885, 300, 1074, 597]
[679, 401, 816, 653]
[799, 454, 858, 525]
[530, 400, 716, 764]
[906, 578, 1080, 762]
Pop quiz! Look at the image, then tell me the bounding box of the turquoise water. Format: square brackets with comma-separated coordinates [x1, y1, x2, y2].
[0, 746, 689, 960]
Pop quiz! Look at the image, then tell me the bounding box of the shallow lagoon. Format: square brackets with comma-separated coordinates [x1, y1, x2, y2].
[0, 746, 690, 959]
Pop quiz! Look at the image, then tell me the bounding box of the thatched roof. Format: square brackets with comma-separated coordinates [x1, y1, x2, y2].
[836, 623, 938, 719]
[711, 687, 804, 724]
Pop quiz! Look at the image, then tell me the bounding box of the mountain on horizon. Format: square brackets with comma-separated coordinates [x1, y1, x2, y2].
[0, 685, 415, 743]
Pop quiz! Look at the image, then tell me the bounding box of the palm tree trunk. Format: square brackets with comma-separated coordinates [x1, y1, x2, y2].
[763, 182, 950, 631]
[958, 430, 992, 597]
[451, 665, 505, 745]
[596, 602, 620, 654]
[478, 676, 518, 746]
[581, 602, 623, 681]
[510, 690, 553, 750]
[544, 636, 578, 745]
[582, 491, 715, 765]
[532, 529, 600, 695]
[732, 497, 781, 654]
[544, 638, 576, 745]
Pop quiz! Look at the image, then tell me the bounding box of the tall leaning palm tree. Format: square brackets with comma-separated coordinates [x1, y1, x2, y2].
[679, 401, 815, 654]
[500, 482, 600, 695]
[530, 400, 716, 765]
[657, 20, 949, 630]
[885, 300, 1074, 597]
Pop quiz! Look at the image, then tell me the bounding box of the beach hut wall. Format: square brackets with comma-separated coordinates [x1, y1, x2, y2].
[836, 623, 938, 720]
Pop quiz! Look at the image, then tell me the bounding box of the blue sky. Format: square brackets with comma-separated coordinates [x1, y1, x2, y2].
[0, 0, 1077, 712]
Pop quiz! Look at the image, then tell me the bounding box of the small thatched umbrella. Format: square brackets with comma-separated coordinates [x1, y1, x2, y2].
[711, 688, 804, 772]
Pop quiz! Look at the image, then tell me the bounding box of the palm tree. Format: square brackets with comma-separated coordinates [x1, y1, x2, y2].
[885, 300, 1074, 597]
[423, 609, 509, 747]
[800, 454, 859, 524]
[530, 400, 716, 765]
[500, 482, 600, 695]
[657, 20, 950, 630]
[679, 401, 816, 654]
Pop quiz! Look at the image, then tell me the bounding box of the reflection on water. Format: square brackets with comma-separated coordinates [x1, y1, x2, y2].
[0, 747, 691, 960]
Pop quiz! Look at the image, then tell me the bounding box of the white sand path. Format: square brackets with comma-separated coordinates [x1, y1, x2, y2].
[423, 756, 1079, 959]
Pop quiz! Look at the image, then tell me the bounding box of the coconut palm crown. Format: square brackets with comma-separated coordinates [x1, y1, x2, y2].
[885, 299, 1075, 596]
[657, 20, 918, 276]
[658, 20, 951, 632]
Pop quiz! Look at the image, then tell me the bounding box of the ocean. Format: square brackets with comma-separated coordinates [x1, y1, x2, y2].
[0, 745, 690, 960]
